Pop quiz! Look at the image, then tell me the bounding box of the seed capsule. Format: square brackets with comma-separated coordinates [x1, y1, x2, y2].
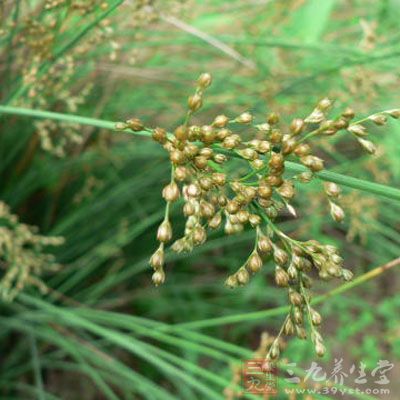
[342, 268, 353, 281]
[212, 173, 226, 186]
[318, 98, 332, 110]
[226, 200, 240, 214]
[267, 112, 280, 125]
[237, 268, 250, 285]
[188, 93, 203, 112]
[214, 154, 227, 164]
[329, 201, 345, 222]
[284, 318, 295, 335]
[324, 182, 341, 198]
[273, 246, 289, 266]
[162, 182, 180, 202]
[236, 112, 253, 124]
[213, 115, 229, 128]
[294, 143, 311, 157]
[183, 201, 196, 216]
[225, 275, 238, 288]
[310, 309, 322, 326]
[300, 155, 324, 172]
[258, 235, 272, 253]
[357, 138, 376, 154]
[149, 245, 164, 269]
[342, 107, 355, 119]
[290, 118, 305, 135]
[369, 114, 387, 126]
[315, 340, 326, 357]
[126, 118, 144, 131]
[289, 289, 303, 306]
[170, 150, 185, 165]
[192, 226, 207, 245]
[197, 72, 212, 88]
[152, 269, 165, 286]
[248, 252, 263, 273]
[174, 165, 187, 181]
[157, 220, 172, 243]
[209, 213, 222, 229]
[275, 266, 289, 287]
[269, 341, 280, 360]
[187, 183, 201, 197]
[388, 109, 400, 119]
[348, 124, 367, 137]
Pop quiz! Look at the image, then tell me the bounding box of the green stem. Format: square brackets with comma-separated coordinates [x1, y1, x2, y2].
[1, 105, 399, 202]
[175, 257, 400, 329]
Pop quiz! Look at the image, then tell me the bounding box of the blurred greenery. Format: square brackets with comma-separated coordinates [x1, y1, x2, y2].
[0, 1, 399, 399]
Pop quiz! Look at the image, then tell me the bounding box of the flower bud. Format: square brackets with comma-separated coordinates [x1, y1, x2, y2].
[357, 138, 376, 154]
[267, 112, 280, 125]
[149, 245, 164, 269]
[388, 109, 400, 119]
[310, 308, 322, 326]
[369, 114, 387, 126]
[284, 318, 295, 335]
[342, 107, 355, 119]
[318, 98, 332, 110]
[236, 112, 253, 124]
[214, 154, 227, 164]
[269, 341, 280, 360]
[324, 182, 341, 198]
[294, 143, 311, 157]
[342, 268, 353, 281]
[249, 214, 261, 227]
[300, 155, 324, 172]
[289, 289, 303, 306]
[273, 246, 289, 266]
[225, 274, 238, 288]
[152, 269, 165, 286]
[348, 124, 367, 137]
[197, 72, 212, 88]
[188, 93, 203, 112]
[126, 118, 144, 131]
[329, 201, 345, 222]
[315, 340, 326, 357]
[192, 226, 207, 245]
[174, 166, 187, 181]
[275, 266, 289, 287]
[209, 213, 222, 229]
[213, 114, 229, 128]
[162, 182, 180, 202]
[237, 268, 250, 285]
[187, 183, 201, 197]
[258, 235, 272, 253]
[152, 127, 167, 143]
[290, 118, 305, 135]
[157, 220, 172, 243]
[174, 125, 188, 141]
[248, 252, 263, 273]
[115, 122, 127, 130]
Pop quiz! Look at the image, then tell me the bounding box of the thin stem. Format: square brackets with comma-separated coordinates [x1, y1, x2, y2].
[1, 105, 400, 202]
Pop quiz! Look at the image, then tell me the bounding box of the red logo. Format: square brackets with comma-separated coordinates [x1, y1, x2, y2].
[243, 359, 278, 395]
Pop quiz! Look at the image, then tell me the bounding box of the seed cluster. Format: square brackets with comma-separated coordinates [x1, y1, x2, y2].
[0, 202, 64, 302]
[117, 73, 399, 361]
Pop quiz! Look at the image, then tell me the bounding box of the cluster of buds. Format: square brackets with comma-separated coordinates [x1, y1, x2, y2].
[117, 73, 399, 360]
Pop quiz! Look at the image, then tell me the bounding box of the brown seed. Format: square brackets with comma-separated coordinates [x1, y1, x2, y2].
[213, 114, 229, 128]
[197, 72, 212, 88]
[126, 118, 144, 131]
[152, 127, 167, 144]
[290, 118, 305, 135]
[188, 93, 203, 112]
[216, 128, 231, 141]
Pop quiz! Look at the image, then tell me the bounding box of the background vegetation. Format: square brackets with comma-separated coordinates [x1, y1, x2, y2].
[0, 0, 399, 399]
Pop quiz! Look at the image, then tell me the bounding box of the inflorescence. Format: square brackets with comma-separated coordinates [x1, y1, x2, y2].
[116, 73, 399, 363]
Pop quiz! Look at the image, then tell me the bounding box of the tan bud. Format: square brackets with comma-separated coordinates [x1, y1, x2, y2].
[282, 137, 297, 155]
[183, 201, 196, 216]
[249, 214, 261, 227]
[149, 246, 164, 269]
[212, 173, 226, 186]
[257, 140, 271, 153]
[213, 114, 229, 128]
[318, 98, 332, 110]
[236, 112, 253, 124]
[348, 124, 367, 137]
[115, 122, 127, 130]
[368, 114, 387, 126]
[174, 166, 188, 181]
[162, 182, 180, 202]
[200, 125, 216, 144]
[209, 213, 222, 229]
[388, 109, 400, 119]
[258, 235, 272, 253]
[275, 266, 289, 287]
[152, 127, 167, 143]
[311, 309, 322, 326]
[194, 156, 208, 169]
[315, 340, 326, 357]
[157, 220, 172, 242]
[192, 226, 207, 245]
[300, 155, 324, 172]
[200, 201, 215, 218]
[290, 118, 305, 135]
[174, 125, 188, 141]
[342, 268, 353, 281]
[273, 246, 289, 266]
[342, 107, 355, 119]
[239, 148, 258, 160]
[225, 274, 238, 288]
[269, 341, 280, 360]
[357, 138, 376, 154]
[248, 252, 263, 273]
[214, 153, 227, 164]
[152, 269, 165, 286]
[216, 128, 231, 141]
[258, 184, 272, 199]
[284, 318, 295, 335]
[237, 268, 250, 285]
[187, 183, 201, 197]
[126, 118, 144, 131]
[324, 182, 341, 197]
[270, 129, 283, 144]
[170, 150, 185, 165]
[267, 112, 280, 125]
[197, 72, 212, 88]
[289, 289, 303, 306]
[226, 200, 240, 214]
[294, 143, 311, 157]
[188, 93, 203, 112]
[329, 201, 345, 222]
